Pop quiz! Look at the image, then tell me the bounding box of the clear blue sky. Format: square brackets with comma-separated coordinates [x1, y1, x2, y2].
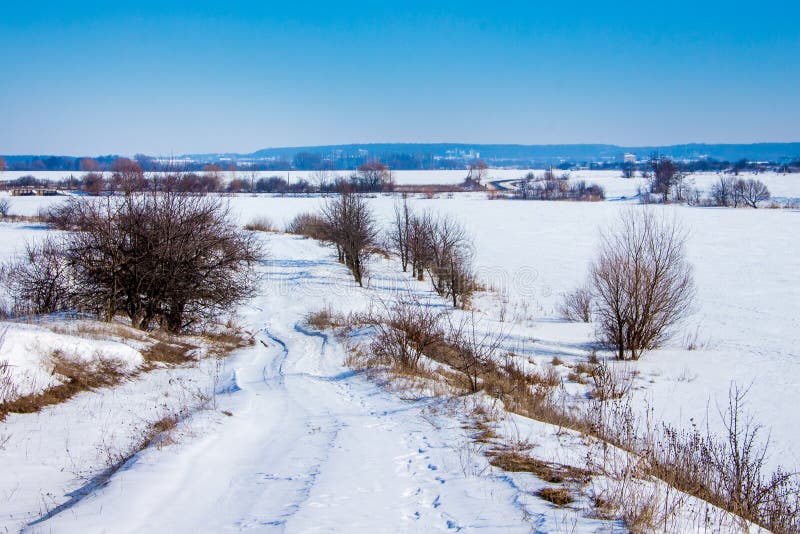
[1, 1, 798, 155]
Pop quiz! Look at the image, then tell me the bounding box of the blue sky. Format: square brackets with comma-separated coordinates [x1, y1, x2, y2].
[1, 1, 798, 155]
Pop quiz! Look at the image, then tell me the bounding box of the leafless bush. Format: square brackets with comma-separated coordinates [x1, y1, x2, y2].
[4, 238, 74, 315]
[321, 193, 379, 286]
[6, 193, 261, 332]
[446, 312, 506, 392]
[285, 212, 329, 240]
[244, 216, 275, 232]
[558, 285, 592, 322]
[0, 198, 10, 218]
[589, 361, 634, 400]
[426, 214, 476, 308]
[366, 297, 448, 369]
[41, 201, 82, 230]
[590, 210, 695, 360]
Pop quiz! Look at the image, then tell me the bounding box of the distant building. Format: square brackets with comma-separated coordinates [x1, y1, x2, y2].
[623, 153, 637, 164]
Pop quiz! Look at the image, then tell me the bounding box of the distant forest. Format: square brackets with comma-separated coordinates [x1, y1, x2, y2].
[2, 142, 800, 172]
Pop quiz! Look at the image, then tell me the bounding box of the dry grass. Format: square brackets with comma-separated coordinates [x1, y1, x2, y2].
[244, 216, 276, 232]
[536, 486, 575, 506]
[143, 340, 195, 365]
[589, 361, 634, 401]
[304, 307, 350, 331]
[329, 297, 800, 532]
[487, 448, 591, 484]
[0, 350, 127, 420]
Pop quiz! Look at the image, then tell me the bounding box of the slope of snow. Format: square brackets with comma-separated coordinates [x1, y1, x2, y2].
[0, 323, 143, 399]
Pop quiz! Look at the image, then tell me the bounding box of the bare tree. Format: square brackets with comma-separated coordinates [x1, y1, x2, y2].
[110, 157, 146, 193]
[0, 199, 10, 218]
[649, 156, 681, 203]
[407, 210, 434, 281]
[309, 169, 333, 191]
[710, 176, 735, 207]
[738, 179, 771, 208]
[426, 215, 475, 308]
[387, 197, 413, 272]
[356, 161, 392, 192]
[0, 157, 6, 173]
[590, 209, 695, 360]
[321, 193, 378, 286]
[81, 172, 106, 196]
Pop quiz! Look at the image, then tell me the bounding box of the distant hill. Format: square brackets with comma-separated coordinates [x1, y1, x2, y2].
[3, 143, 799, 172]
[240, 142, 800, 164]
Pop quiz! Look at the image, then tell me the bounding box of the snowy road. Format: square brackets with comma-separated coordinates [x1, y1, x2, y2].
[28, 235, 550, 533]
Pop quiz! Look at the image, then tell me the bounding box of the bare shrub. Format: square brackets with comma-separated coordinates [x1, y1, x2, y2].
[558, 285, 592, 322]
[367, 297, 448, 369]
[4, 238, 74, 315]
[304, 306, 348, 330]
[445, 312, 506, 392]
[244, 216, 275, 232]
[590, 209, 695, 360]
[0, 198, 10, 218]
[321, 193, 379, 286]
[426, 214, 476, 308]
[285, 212, 329, 240]
[6, 194, 261, 332]
[589, 361, 634, 400]
[41, 201, 82, 230]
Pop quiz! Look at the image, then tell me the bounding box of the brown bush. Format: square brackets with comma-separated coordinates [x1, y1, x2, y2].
[558, 285, 592, 322]
[321, 193, 379, 286]
[285, 212, 330, 240]
[6, 193, 261, 332]
[367, 297, 448, 369]
[591, 210, 695, 360]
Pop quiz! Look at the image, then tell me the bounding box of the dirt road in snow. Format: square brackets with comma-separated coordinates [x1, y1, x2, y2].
[28, 235, 548, 533]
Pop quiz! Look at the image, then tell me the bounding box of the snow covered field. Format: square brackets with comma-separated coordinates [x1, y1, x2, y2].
[1, 186, 798, 531]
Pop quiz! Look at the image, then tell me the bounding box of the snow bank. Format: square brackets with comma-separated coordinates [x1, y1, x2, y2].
[0, 322, 143, 399]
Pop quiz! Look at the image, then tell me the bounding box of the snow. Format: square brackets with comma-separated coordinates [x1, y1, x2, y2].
[0, 183, 797, 531]
[20, 234, 618, 533]
[0, 322, 144, 399]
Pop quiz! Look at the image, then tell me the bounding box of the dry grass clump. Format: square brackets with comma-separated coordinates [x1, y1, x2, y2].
[589, 361, 634, 401]
[143, 340, 195, 365]
[0, 350, 127, 420]
[536, 486, 575, 506]
[487, 448, 591, 484]
[304, 306, 351, 331]
[243, 216, 276, 232]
